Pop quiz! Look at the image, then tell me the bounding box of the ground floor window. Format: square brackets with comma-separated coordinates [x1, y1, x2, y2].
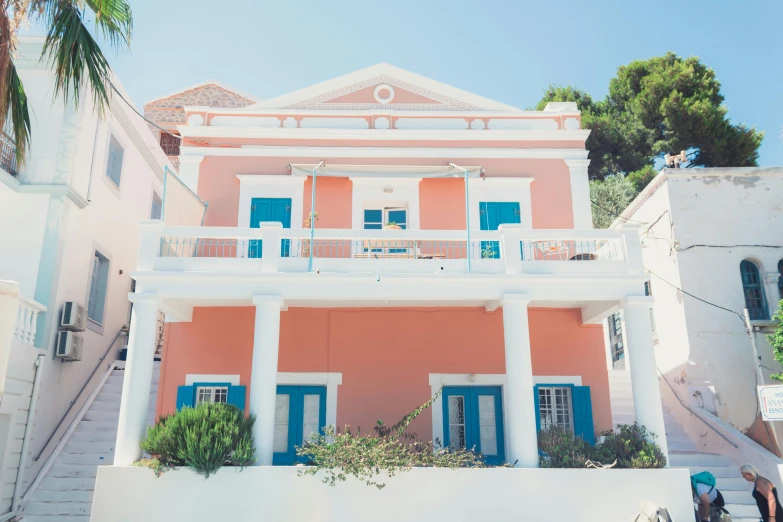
[273, 385, 326, 465]
[196, 386, 228, 405]
[442, 386, 505, 465]
[176, 382, 245, 410]
[535, 384, 595, 444]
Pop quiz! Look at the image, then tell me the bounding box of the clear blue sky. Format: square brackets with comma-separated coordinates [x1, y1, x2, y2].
[100, 0, 781, 165]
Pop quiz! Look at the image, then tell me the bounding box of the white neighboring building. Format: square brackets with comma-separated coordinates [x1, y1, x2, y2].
[611, 166, 783, 453]
[0, 35, 171, 513]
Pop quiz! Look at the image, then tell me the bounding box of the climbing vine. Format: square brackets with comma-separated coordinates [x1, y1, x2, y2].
[768, 300, 783, 382]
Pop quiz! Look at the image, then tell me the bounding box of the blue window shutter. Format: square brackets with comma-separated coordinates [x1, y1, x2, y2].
[572, 386, 595, 444]
[176, 385, 194, 409]
[533, 385, 541, 432]
[227, 385, 246, 412]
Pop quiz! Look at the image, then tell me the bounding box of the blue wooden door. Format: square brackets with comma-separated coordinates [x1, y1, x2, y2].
[249, 198, 292, 258]
[273, 385, 326, 465]
[479, 202, 521, 259]
[442, 386, 505, 465]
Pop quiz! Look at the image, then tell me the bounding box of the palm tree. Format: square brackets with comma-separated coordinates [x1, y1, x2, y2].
[1, 1, 132, 165]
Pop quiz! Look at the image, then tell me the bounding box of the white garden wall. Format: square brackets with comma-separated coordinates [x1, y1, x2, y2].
[91, 466, 693, 522]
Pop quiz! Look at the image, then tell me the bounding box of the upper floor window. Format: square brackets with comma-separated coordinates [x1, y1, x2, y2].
[150, 191, 162, 220]
[160, 132, 181, 156]
[364, 207, 407, 229]
[87, 250, 110, 325]
[105, 135, 124, 188]
[740, 259, 769, 320]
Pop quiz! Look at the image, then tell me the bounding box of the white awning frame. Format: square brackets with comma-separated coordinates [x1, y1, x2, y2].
[289, 163, 483, 179]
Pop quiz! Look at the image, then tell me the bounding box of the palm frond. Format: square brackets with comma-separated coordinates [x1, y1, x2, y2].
[41, 1, 112, 115]
[4, 60, 31, 165]
[84, 0, 133, 46]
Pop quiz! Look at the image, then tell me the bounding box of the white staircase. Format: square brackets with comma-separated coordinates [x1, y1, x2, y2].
[21, 361, 160, 522]
[608, 370, 758, 522]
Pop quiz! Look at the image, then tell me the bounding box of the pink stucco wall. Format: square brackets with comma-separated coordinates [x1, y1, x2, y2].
[156, 307, 611, 438]
[197, 156, 575, 229]
[325, 84, 442, 105]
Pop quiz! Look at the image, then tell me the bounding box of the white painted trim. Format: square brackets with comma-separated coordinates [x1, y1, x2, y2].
[350, 177, 420, 231]
[277, 372, 343, 428]
[181, 146, 590, 160]
[21, 361, 122, 508]
[246, 63, 523, 112]
[428, 373, 583, 451]
[177, 126, 590, 142]
[186, 374, 241, 386]
[236, 175, 306, 228]
[184, 108, 581, 118]
[564, 159, 592, 229]
[469, 177, 534, 231]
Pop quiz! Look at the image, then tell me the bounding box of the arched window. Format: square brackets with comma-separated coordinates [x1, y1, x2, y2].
[740, 260, 769, 320]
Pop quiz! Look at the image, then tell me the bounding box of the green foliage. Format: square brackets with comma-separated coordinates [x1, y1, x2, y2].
[538, 423, 666, 469]
[534, 53, 763, 182]
[626, 165, 658, 193]
[140, 403, 256, 478]
[598, 423, 667, 469]
[1, 1, 133, 163]
[133, 457, 171, 478]
[768, 301, 783, 382]
[298, 389, 489, 489]
[589, 175, 638, 229]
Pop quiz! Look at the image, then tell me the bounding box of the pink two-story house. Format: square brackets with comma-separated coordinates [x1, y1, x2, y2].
[93, 64, 691, 522]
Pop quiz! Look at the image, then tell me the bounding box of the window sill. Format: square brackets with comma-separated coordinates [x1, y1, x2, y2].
[86, 318, 105, 335]
[103, 175, 122, 200]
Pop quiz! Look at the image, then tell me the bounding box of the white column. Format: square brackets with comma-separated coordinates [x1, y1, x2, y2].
[0, 281, 20, 398]
[502, 294, 539, 468]
[564, 159, 593, 229]
[619, 223, 644, 275]
[250, 295, 283, 465]
[114, 295, 159, 466]
[623, 296, 669, 460]
[177, 155, 205, 195]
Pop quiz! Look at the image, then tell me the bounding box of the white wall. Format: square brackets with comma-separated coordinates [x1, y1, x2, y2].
[625, 168, 783, 447]
[92, 466, 694, 522]
[0, 36, 169, 489]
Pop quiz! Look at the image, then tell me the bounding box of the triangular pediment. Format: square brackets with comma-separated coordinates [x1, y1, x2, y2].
[251, 64, 521, 112]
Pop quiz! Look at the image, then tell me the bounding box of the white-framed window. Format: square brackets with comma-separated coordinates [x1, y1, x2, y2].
[105, 135, 124, 188]
[87, 250, 110, 325]
[150, 191, 162, 220]
[196, 386, 229, 405]
[363, 207, 408, 229]
[538, 386, 574, 432]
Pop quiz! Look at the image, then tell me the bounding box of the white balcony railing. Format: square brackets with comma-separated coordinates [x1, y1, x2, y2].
[15, 297, 46, 346]
[138, 222, 644, 277]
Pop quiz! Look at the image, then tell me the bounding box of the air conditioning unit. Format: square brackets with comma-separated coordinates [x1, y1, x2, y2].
[55, 331, 83, 361]
[60, 302, 86, 331]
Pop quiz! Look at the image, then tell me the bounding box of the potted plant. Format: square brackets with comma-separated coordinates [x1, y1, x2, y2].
[384, 221, 401, 230]
[301, 212, 318, 257]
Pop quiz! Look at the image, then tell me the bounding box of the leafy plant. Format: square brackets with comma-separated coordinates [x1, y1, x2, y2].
[768, 300, 783, 382]
[598, 423, 666, 469]
[140, 403, 256, 478]
[538, 423, 665, 469]
[481, 245, 496, 258]
[297, 389, 488, 489]
[133, 457, 171, 478]
[385, 221, 397, 227]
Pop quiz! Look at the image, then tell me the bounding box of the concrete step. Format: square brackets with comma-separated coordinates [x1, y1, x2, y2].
[22, 515, 90, 522]
[99, 384, 123, 395]
[26, 489, 94, 502]
[721, 489, 757, 504]
[55, 453, 113, 466]
[94, 392, 122, 404]
[24, 500, 92, 516]
[63, 441, 116, 454]
[75, 420, 119, 432]
[669, 452, 732, 467]
[69, 431, 118, 443]
[37, 477, 96, 491]
[670, 464, 741, 479]
[726, 502, 765, 518]
[82, 410, 119, 422]
[666, 439, 698, 452]
[49, 464, 98, 479]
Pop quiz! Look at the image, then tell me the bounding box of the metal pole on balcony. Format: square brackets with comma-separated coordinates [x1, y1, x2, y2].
[449, 163, 472, 274]
[308, 161, 324, 273]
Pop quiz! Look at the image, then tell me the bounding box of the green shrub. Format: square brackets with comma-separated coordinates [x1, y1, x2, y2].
[140, 403, 256, 478]
[538, 426, 592, 468]
[538, 423, 666, 469]
[598, 423, 666, 469]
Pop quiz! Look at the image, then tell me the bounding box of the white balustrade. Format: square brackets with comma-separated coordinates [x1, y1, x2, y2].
[140, 224, 629, 276]
[15, 297, 46, 346]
